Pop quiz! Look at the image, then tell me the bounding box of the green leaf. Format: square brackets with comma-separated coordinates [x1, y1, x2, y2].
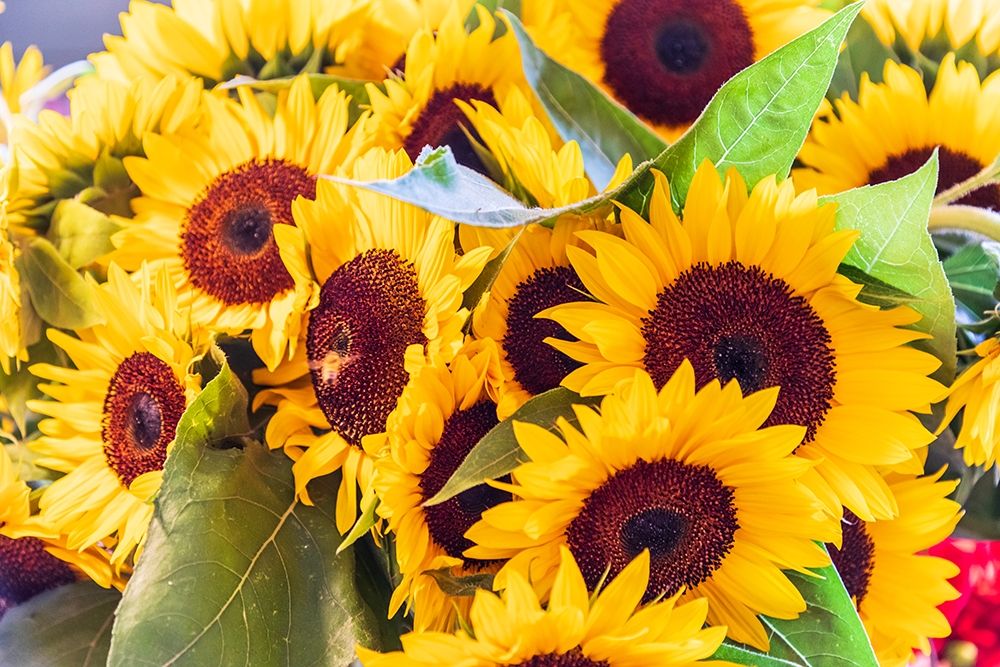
[466, 0, 521, 34]
[107, 362, 389, 666]
[944, 243, 1000, 322]
[762, 550, 878, 667]
[827, 13, 899, 101]
[425, 569, 494, 597]
[0, 581, 121, 667]
[837, 264, 918, 310]
[16, 237, 103, 329]
[337, 488, 379, 555]
[617, 2, 863, 214]
[0, 338, 64, 436]
[504, 12, 666, 190]
[425, 387, 600, 506]
[324, 145, 652, 228]
[712, 641, 803, 667]
[47, 200, 122, 269]
[219, 74, 373, 124]
[823, 152, 957, 382]
[462, 229, 525, 313]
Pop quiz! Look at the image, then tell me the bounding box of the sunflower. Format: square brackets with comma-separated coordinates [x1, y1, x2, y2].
[524, 0, 830, 140]
[828, 471, 961, 666]
[357, 545, 728, 667]
[0, 42, 46, 150]
[252, 148, 491, 534]
[7, 74, 204, 237]
[0, 446, 121, 618]
[26, 264, 205, 570]
[939, 336, 1000, 468]
[110, 75, 371, 371]
[366, 4, 527, 176]
[90, 0, 406, 87]
[373, 338, 505, 631]
[0, 167, 26, 372]
[795, 56, 1000, 205]
[467, 365, 837, 650]
[458, 86, 634, 208]
[864, 0, 1000, 66]
[542, 162, 944, 522]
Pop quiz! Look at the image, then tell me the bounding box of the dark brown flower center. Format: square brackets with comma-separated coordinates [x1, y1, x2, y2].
[182, 159, 316, 306]
[600, 0, 755, 128]
[868, 146, 1000, 209]
[0, 535, 76, 620]
[828, 510, 876, 605]
[419, 401, 508, 569]
[641, 261, 835, 442]
[514, 648, 610, 667]
[566, 458, 737, 602]
[403, 83, 497, 176]
[502, 265, 586, 395]
[102, 351, 187, 486]
[306, 249, 427, 446]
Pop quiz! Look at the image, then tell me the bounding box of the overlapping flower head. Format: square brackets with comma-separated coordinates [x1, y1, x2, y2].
[795, 55, 1000, 202]
[828, 471, 962, 666]
[110, 75, 372, 370]
[466, 365, 837, 649]
[0, 446, 120, 619]
[541, 161, 944, 521]
[357, 546, 729, 667]
[940, 336, 1000, 467]
[523, 0, 830, 140]
[366, 5, 526, 175]
[0, 42, 46, 151]
[6, 74, 203, 236]
[253, 148, 491, 534]
[455, 95, 632, 417]
[864, 0, 1000, 72]
[26, 264, 206, 569]
[373, 338, 504, 631]
[91, 0, 409, 87]
[0, 168, 25, 372]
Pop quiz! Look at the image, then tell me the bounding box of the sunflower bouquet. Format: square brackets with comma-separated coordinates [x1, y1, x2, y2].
[0, 0, 998, 665]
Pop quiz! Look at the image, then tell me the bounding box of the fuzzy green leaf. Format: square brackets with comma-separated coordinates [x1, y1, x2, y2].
[504, 12, 666, 189]
[425, 570, 494, 597]
[16, 237, 103, 329]
[762, 551, 878, 667]
[219, 74, 372, 123]
[712, 642, 803, 667]
[617, 2, 863, 214]
[107, 362, 388, 666]
[425, 387, 600, 507]
[47, 200, 121, 269]
[944, 243, 1000, 323]
[824, 152, 957, 382]
[324, 145, 651, 228]
[0, 581, 120, 667]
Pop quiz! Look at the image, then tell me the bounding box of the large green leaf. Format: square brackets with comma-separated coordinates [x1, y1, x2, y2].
[827, 13, 899, 101]
[712, 642, 802, 667]
[425, 388, 599, 507]
[46, 200, 121, 269]
[16, 237, 103, 329]
[107, 362, 388, 666]
[943, 243, 1000, 324]
[504, 12, 666, 190]
[324, 145, 651, 228]
[0, 581, 121, 667]
[762, 553, 878, 667]
[617, 2, 863, 214]
[0, 338, 64, 436]
[823, 153, 957, 382]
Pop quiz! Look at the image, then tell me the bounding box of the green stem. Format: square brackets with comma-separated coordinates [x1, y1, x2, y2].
[934, 160, 1000, 206]
[929, 205, 1000, 242]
